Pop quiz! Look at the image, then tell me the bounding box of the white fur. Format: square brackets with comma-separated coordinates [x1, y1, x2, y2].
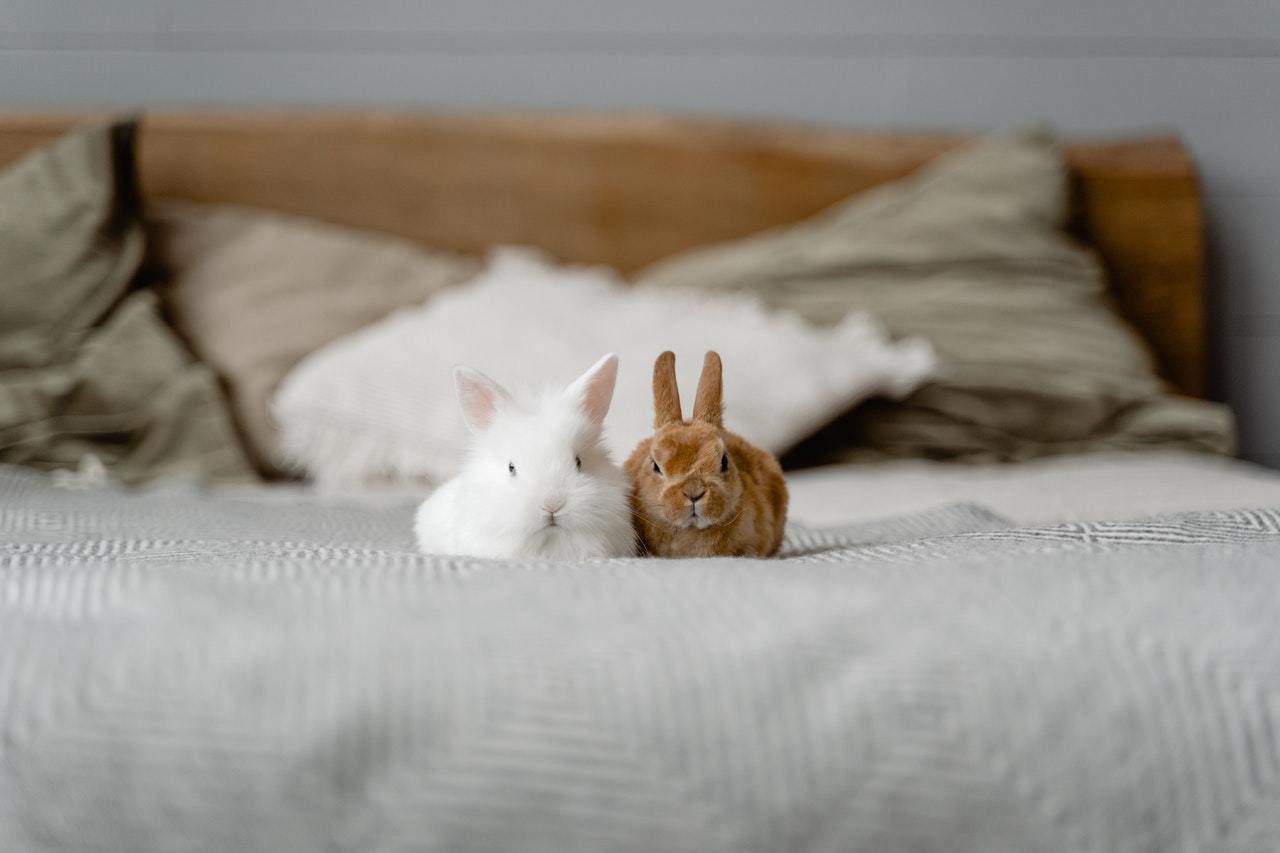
[414, 355, 635, 560]
[275, 247, 935, 487]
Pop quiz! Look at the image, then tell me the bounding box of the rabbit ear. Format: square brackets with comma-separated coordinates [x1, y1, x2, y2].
[454, 366, 511, 433]
[565, 353, 618, 427]
[692, 351, 723, 427]
[652, 351, 682, 428]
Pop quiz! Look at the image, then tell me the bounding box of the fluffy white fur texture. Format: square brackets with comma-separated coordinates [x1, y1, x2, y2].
[414, 354, 635, 559]
[275, 248, 935, 488]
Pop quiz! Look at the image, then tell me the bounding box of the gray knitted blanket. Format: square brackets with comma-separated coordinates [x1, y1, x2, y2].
[3, 464, 1280, 852]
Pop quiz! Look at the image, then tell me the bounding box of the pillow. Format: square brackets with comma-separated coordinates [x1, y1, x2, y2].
[146, 203, 481, 475]
[0, 122, 143, 369]
[0, 123, 255, 485]
[273, 249, 935, 487]
[636, 127, 1235, 464]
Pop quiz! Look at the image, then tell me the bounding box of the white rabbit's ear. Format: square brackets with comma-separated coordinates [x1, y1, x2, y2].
[454, 366, 511, 433]
[565, 353, 618, 427]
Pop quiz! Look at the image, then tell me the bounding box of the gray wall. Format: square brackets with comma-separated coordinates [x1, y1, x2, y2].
[4, 1, 1278, 463]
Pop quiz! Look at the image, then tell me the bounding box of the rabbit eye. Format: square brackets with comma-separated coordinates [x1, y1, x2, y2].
[575, 454, 582, 471]
[720, 453, 729, 473]
[508, 461, 516, 477]
[652, 459, 661, 475]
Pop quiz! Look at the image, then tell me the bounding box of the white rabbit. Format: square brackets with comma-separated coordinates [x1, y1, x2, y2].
[414, 353, 636, 560]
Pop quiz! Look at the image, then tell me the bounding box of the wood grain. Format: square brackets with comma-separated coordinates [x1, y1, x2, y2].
[0, 110, 1206, 395]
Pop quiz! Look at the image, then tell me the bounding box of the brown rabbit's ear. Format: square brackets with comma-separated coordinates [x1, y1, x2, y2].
[652, 351, 682, 428]
[692, 351, 723, 427]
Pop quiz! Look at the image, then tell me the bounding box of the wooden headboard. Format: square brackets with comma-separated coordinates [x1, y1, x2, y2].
[0, 110, 1206, 396]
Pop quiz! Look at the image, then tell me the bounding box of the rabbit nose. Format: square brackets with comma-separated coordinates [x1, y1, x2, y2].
[682, 481, 706, 503]
[542, 495, 567, 515]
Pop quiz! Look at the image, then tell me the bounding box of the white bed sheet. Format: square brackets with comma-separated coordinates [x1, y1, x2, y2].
[209, 452, 1280, 528]
[786, 452, 1280, 526]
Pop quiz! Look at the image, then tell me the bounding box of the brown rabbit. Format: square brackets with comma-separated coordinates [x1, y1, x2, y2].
[625, 351, 788, 558]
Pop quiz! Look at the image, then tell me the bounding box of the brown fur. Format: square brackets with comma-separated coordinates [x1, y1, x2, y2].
[691, 351, 723, 426]
[652, 350, 683, 429]
[625, 351, 788, 558]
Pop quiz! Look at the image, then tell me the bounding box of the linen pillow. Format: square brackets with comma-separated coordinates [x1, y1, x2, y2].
[146, 203, 481, 475]
[273, 249, 935, 487]
[0, 122, 143, 369]
[0, 123, 255, 485]
[636, 127, 1234, 464]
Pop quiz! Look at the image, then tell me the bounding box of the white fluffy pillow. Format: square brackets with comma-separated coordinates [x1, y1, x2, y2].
[274, 249, 934, 486]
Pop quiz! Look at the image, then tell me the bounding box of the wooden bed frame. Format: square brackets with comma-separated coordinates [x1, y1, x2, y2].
[0, 110, 1206, 396]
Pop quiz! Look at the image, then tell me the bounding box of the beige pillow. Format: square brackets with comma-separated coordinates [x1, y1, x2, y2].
[637, 127, 1234, 464]
[146, 203, 480, 475]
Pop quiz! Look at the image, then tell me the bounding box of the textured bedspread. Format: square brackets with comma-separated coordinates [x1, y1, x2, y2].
[4, 464, 1280, 851]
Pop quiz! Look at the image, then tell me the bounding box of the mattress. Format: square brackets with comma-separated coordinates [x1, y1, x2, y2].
[7, 457, 1280, 850]
[787, 451, 1280, 526]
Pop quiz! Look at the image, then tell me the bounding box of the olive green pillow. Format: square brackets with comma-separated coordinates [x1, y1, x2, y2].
[637, 127, 1234, 464]
[0, 122, 255, 485]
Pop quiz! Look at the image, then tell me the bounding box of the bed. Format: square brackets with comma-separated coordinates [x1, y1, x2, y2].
[4, 112, 1280, 851]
